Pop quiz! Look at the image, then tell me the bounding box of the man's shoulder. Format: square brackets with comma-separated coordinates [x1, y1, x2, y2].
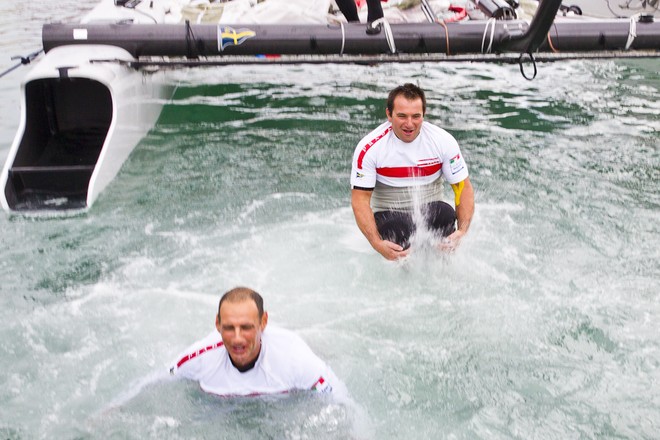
[169, 330, 226, 375]
[420, 122, 460, 153]
[422, 121, 455, 139]
[357, 121, 393, 147]
[264, 325, 306, 346]
[263, 325, 320, 362]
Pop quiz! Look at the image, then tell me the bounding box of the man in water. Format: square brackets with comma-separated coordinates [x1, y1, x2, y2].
[169, 287, 338, 396]
[350, 83, 475, 260]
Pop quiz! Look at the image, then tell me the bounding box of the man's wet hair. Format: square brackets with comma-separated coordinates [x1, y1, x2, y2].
[386, 83, 426, 115]
[218, 287, 264, 322]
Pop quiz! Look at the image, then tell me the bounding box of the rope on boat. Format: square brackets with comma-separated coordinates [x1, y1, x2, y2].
[481, 18, 497, 54]
[339, 22, 346, 56]
[436, 20, 450, 55]
[370, 18, 397, 54]
[547, 24, 559, 53]
[184, 20, 208, 58]
[626, 14, 639, 49]
[518, 52, 537, 80]
[0, 49, 43, 79]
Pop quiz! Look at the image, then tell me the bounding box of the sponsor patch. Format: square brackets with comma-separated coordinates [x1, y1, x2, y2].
[449, 153, 465, 175]
[218, 26, 256, 51]
[417, 157, 440, 167]
[312, 376, 332, 393]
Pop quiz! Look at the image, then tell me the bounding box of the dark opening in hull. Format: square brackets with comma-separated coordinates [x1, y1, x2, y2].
[5, 77, 112, 211]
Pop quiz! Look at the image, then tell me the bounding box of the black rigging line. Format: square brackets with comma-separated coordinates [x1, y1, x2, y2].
[0, 49, 43, 79]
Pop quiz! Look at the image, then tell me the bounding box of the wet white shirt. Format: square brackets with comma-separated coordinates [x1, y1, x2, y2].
[351, 121, 469, 211]
[169, 326, 336, 396]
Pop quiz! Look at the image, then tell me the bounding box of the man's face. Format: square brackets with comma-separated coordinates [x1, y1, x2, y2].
[386, 95, 424, 143]
[216, 300, 268, 369]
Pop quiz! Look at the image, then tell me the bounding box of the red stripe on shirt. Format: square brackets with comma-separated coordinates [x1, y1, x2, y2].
[357, 126, 392, 170]
[377, 163, 442, 178]
[176, 341, 224, 368]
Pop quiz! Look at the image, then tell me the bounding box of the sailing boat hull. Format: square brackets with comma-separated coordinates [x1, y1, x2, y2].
[1, 45, 172, 211]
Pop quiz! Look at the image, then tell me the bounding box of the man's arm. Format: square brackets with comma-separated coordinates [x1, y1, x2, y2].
[351, 189, 408, 260]
[168, 333, 223, 379]
[446, 177, 474, 246]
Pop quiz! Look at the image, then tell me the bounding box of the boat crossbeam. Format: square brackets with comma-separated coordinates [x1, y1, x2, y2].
[42, 19, 660, 59]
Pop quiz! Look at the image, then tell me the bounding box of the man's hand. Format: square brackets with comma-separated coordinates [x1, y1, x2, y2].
[374, 239, 410, 261]
[438, 229, 465, 252]
[353, 189, 410, 261]
[440, 176, 474, 253]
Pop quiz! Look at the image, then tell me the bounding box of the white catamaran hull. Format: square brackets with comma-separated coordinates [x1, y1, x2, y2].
[0, 45, 172, 211]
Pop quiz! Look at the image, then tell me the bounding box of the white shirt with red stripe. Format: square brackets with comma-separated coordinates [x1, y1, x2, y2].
[350, 121, 468, 212]
[169, 325, 336, 396]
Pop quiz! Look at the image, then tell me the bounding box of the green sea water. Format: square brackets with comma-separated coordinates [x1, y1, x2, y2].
[1, 1, 659, 439]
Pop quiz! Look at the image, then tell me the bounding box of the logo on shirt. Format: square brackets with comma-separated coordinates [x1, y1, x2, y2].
[355, 172, 364, 179]
[312, 376, 332, 393]
[418, 157, 440, 167]
[449, 153, 464, 175]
